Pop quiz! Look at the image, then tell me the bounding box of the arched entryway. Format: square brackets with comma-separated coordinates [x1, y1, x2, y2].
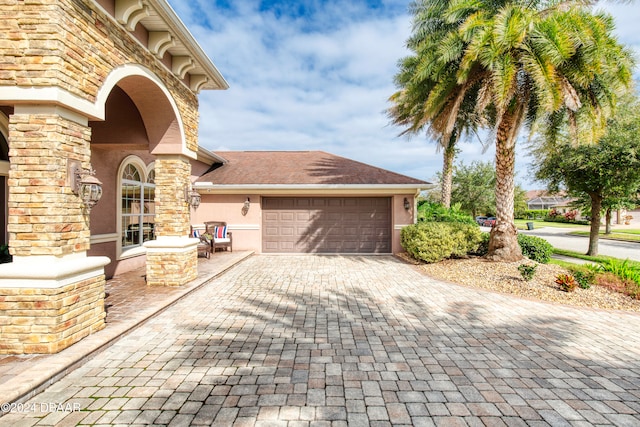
[88, 65, 197, 283]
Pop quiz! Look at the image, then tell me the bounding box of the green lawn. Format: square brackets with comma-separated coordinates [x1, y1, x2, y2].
[514, 219, 587, 230]
[568, 230, 640, 243]
[553, 248, 640, 267]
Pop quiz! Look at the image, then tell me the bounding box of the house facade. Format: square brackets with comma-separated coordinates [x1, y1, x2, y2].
[190, 151, 429, 254]
[0, 0, 227, 354]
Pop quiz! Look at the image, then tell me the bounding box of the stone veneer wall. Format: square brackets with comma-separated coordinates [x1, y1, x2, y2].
[154, 156, 191, 237]
[144, 156, 198, 286]
[0, 0, 200, 152]
[7, 113, 91, 256]
[146, 247, 197, 287]
[0, 275, 106, 354]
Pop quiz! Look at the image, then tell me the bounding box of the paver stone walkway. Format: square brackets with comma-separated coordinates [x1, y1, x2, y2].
[1, 255, 639, 426]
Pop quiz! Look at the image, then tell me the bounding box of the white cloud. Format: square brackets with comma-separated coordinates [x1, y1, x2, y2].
[168, 0, 640, 189]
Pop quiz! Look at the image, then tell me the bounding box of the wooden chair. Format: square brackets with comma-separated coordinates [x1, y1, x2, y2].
[190, 226, 211, 259]
[204, 221, 233, 252]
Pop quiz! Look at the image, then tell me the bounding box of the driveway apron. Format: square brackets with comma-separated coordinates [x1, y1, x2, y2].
[2, 255, 639, 426]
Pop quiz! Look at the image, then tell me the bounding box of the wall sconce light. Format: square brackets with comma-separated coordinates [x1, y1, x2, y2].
[404, 197, 411, 210]
[242, 197, 250, 216]
[185, 185, 201, 209]
[69, 161, 103, 211]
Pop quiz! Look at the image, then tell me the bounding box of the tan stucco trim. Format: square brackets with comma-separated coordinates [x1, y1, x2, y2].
[0, 253, 110, 288]
[0, 86, 97, 120]
[193, 185, 427, 195]
[14, 105, 89, 126]
[91, 233, 119, 245]
[394, 224, 412, 230]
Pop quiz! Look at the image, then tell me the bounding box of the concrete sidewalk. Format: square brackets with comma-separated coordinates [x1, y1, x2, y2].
[0, 251, 253, 408]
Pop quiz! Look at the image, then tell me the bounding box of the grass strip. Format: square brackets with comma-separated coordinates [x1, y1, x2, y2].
[567, 231, 640, 243]
[553, 248, 640, 268]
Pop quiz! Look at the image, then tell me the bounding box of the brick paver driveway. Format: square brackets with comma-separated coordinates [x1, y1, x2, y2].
[3, 255, 639, 426]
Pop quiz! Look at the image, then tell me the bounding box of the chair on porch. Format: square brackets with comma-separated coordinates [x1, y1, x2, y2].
[204, 221, 233, 252]
[191, 227, 212, 259]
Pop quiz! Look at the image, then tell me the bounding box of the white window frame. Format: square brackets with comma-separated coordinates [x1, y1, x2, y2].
[117, 156, 155, 259]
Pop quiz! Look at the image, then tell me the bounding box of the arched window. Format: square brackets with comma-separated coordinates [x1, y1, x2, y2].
[120, 158, 155, 251]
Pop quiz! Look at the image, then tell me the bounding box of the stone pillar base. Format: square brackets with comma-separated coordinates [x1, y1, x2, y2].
[0, 254, 110, 354]
[144, 237, 198, 286]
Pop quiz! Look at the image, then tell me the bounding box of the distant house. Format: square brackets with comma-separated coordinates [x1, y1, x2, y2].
[526, 190, 574, 212]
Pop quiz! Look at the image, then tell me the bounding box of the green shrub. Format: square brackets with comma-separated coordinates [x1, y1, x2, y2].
[417, 201, 476, 225]
[401, 222, 482, 263]
[518, 264, 537, 281]
[543, 217, 590, 225]
[517, 234, 553, 264]
[600, 259, 640, 286]
[515, 209, 549, 220]
[470, 232, 490, 256]
[567, 265, 598, 289]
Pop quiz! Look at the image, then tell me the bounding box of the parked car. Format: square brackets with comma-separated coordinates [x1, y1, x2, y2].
[482, 217, 497, 227]
[475, 216, 488, 225]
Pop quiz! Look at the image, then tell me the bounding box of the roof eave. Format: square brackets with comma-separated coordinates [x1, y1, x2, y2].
[193, 183, 433, 193]
[196, 146, 227, 165]
[151, 0, 229, 90]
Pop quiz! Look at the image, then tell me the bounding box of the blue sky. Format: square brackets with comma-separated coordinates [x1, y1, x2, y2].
[168, 0, 640, 189]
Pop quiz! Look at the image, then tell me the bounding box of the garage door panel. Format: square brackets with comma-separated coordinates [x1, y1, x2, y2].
[263, 197, 391, 253]
[296, 212, 311, 221]
[295, 199, 311, 208]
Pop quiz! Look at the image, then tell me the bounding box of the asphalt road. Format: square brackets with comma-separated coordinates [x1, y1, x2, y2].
[485, 226, 640, 262]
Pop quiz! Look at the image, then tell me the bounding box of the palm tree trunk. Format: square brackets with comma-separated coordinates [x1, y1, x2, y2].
[587, 193, 602, 256]
[440, 143, 455, 208]
[486, 111, 522, 262]
[605, 207, 612, 234]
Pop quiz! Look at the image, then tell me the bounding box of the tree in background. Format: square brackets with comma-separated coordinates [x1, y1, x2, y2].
[450, 161, 495, 218]
[449, 160, 528, 219]
[388, 49, 484, 208]
[533, 93, 640, 255]
[390, 0, 633, 261]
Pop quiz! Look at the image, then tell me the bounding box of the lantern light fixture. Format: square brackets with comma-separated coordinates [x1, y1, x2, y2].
[69, 161, 103, 211]
[185, 185, 201, 209]
[242, 197, 250, 216]
[404, 197, 411, 210]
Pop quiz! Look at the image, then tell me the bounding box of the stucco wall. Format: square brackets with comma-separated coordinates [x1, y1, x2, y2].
[191, 192, 417, 254]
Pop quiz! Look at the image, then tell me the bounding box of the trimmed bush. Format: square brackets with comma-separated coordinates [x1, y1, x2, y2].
[401, 222, 482, 263]
[543, 217, 590, 225]
[517, 234, 553, 264]
[417, 201, 476, 225]
[515, 209, 549, 220]
[470, 232, 490, 256]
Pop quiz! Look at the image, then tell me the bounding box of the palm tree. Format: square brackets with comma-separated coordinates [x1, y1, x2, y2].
[388, 12, 486, 209]
[393, 0, 633, 261]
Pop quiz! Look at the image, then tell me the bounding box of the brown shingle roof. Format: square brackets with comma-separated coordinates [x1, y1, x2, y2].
[195, 151, 429, 186]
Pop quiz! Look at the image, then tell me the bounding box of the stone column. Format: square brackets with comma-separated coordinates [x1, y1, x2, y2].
[0, 108, 109, 354]
[144, 155, 198, 286]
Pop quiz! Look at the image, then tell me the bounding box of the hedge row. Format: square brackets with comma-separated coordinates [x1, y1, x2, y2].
[402, 223, 554, 264]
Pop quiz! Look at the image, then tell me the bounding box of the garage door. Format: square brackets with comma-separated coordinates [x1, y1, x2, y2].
[262, 197, 391, 253]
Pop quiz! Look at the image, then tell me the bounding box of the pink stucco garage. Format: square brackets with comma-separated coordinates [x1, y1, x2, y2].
[190, 151, 430, 254]
[262, 196, 391, 253]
